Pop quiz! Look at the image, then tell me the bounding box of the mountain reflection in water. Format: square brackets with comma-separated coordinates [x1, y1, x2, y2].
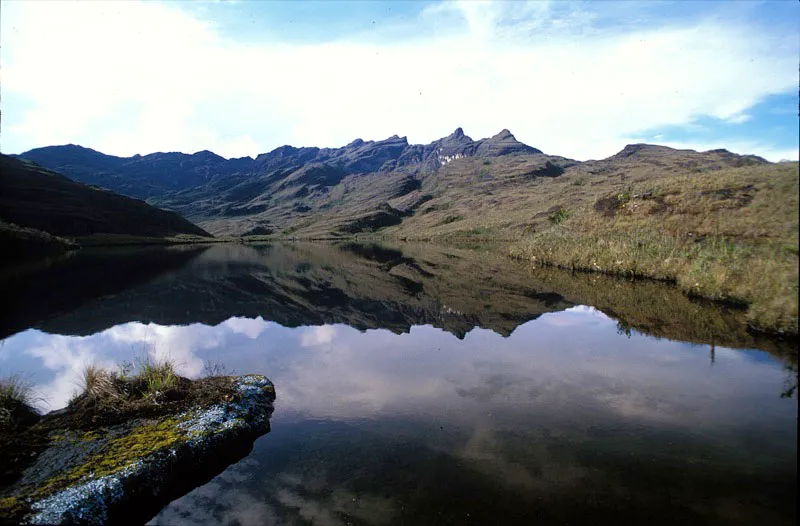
[0, 242, 796, 524]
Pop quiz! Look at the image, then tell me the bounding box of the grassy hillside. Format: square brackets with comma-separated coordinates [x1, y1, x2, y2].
[370, 149, 797, 333]
[505, 162, 798, 333]
[0, 155, 211, 242]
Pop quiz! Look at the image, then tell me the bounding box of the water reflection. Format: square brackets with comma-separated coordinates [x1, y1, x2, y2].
[1, 308, 796, 523]
[2, 242, 795, 356]
[0, 242, 796, 524]
[3, 307, 793, 419]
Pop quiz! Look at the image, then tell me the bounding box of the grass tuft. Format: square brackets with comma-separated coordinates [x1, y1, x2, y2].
[136, 357, 178, 396]
[0, 375, 40, 431]
[70, 356, 180, 414]
[81, 365, 122, 401]
[0, 376, 34, 409]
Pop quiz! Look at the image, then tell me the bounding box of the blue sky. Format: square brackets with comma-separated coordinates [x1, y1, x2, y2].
[1, 0, 797, 160]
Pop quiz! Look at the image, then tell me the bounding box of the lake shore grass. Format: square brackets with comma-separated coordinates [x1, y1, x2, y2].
[509, 231, 797, 334]
[507, 163, 799, 335]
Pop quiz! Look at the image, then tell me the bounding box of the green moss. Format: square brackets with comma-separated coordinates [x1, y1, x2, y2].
[0, 496, 22, 513]
[33, 415, 192, 500]
[81, 430, 100, 442]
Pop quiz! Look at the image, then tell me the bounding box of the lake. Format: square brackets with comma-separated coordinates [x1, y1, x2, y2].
[1, 242, 796, 525]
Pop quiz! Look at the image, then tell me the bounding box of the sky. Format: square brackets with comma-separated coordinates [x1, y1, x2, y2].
[1, 0, 798, 161]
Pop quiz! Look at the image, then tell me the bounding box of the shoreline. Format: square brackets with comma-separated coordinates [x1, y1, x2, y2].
[7, 231, 798, 336]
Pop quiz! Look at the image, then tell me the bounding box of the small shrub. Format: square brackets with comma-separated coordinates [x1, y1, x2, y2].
[549, 207, 572, 224]
[440, 215, 464, 225]
[467, 226, 490, 236]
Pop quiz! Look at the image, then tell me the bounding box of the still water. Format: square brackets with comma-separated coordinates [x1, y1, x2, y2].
[1, 243, 796, 524]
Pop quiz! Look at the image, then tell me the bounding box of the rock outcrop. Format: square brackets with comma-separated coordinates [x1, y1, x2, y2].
[0, 375, 275, 525]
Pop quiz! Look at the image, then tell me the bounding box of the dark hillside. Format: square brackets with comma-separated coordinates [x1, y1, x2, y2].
[0, 155, 210, 238]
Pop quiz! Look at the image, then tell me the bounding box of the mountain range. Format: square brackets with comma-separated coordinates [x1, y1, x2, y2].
[4, 133, 797, 334]
[15, 129, 770, 238]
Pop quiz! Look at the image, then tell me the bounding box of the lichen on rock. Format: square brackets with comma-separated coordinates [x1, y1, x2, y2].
[0, 375, 275, 525]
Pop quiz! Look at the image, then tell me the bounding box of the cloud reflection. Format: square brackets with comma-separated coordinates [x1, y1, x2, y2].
[4, 307, 794, 524]
[2, 307, 791, 427]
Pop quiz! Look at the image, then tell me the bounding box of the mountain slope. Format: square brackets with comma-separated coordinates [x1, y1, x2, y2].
[16, 130, 561, 236]
[0, 155, 211, 239]
[16, 132, 778, 240]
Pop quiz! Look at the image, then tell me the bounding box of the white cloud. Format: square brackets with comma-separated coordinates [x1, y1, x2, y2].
[25, 335, 118, 411]
[726, 113, 753, 124]
[0, 0, 796, 160]
[105, 322, 219, 377]
[299, 325, 337, 347]
[223, 316, 269, 339]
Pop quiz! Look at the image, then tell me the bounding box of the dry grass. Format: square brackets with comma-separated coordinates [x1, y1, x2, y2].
[343, 154, 799, 333]
[0, 375, 40, 431]
[81, 365, 121, 401]
[506, 162, 799, 333]
[0, 376, 35, 411]
[71, 357, 181, 415]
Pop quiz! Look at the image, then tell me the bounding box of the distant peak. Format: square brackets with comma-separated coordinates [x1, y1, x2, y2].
[347, 138, 365, 148]
[492, 129, 515, 141]
[614, 143, 674, 158]
[436, 127, 472, 145]
[59, 144, 96, 152]
[193, 149, 223, 160]
[382, 135, 409, 145]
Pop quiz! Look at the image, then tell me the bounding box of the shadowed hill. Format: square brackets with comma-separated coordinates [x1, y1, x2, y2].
[0, 155, 211, 240]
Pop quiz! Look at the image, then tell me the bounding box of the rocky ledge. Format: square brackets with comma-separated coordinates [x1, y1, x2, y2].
[0, 375, 275, 525]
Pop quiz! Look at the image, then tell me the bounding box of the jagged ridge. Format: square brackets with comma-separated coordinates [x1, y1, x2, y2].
[15, 131, 770, 237]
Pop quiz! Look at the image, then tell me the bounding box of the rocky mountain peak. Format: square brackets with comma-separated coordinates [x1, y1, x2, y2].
[474, 129, 540, 157]
[192, 150, 225, 162]
[492, 129, 515, 141]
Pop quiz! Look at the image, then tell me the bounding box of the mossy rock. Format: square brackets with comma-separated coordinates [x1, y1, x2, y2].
[0, 375, 275, 525]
